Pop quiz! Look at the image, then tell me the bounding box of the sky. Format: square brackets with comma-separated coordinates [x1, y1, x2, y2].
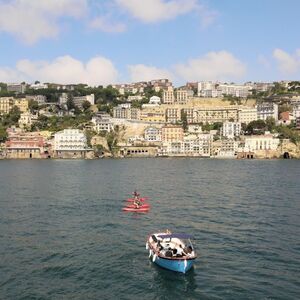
[0, 0, 300, 86]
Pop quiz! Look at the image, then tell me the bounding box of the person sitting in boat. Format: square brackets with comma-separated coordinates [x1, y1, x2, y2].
[172, 244, 186, 257]
[133, 197, 141, 209]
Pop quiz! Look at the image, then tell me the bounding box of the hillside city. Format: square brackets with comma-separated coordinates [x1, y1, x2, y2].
[0, 79, 300, 159]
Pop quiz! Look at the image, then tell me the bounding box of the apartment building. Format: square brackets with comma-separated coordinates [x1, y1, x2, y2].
[144, 126, 162, 142]
[238, 107, 258, 124]
[161, 124, 184, 142]
[221, 121, 241, 139]
[257, 103, 278, 121]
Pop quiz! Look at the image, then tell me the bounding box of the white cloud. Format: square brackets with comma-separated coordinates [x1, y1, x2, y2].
[115, 0, 198, 23]
[273, 48, 300, 74]
[128, 64, 173, 82]
[174, 51, 246, 81]
[89, 16, 126, 33]
[0, 55, 119, 86]
[0, 0, 88, 44]
[258, 54, 271, 69]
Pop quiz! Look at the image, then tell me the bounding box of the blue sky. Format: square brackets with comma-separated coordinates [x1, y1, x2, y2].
[0, 0, 299, 86]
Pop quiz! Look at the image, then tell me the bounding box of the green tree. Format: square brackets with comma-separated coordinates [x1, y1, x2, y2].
[246, 119, 266, 135]
[82, 100, 91, 112]
[28, 99, 39, 113]
[66, 94, 75, 111]
[265, 117, 276, 132]
[181, 110, 188, 132]
[0, 126, 8, 142]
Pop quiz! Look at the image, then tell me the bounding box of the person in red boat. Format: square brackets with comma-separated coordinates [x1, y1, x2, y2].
[133, 190, 141, 208]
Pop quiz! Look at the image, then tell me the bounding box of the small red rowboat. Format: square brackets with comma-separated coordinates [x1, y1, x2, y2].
[122, 207, 150, 212]
[125, 203, 150, 209]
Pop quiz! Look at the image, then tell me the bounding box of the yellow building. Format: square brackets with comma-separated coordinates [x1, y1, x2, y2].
[14, 98, 29, 113]
[0, 97, 14, 114]
[0, 97, 29, 114]
[140, 106, 165, 123]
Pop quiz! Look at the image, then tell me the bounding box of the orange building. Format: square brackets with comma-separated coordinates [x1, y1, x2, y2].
[161, 124, 184, 142]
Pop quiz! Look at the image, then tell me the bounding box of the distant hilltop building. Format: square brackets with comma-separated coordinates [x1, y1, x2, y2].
[112, 78, 172, 95]
[7, 83, 26, 94]
[197, 81, 252, 98]
[29, 82, 48, 90]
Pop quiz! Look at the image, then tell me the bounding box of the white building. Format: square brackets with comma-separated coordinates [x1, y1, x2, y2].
[197, 81, 252, 98]
[54, 129, 88, 151]
[91, 116, 113, 133]
[257, 103, 278, 121]
[18, 112, 38, 128]
[243, 135, 280, 152]
[221, 121, 241, 139]
[73, 94, 95, 108]
[149, 96, 161, 105]
[29, 83, 48, 90]
[144, 126, 162, 142]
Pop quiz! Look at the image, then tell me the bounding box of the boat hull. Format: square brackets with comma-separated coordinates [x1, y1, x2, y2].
[125, 204, 150, 209]
[122, 207, 150, 212]
[152, 255, 195, 273]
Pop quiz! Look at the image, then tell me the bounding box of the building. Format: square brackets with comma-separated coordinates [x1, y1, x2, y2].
[73, 94, 95, 108]
[166, 108, 180, 123]
[0, 97, 14, 114]
[149, 96, 161, 105]
[197, 81, 252, 98]
[296, 117, 300, 129]
[243, 135, 280, 152]
[217, 139, 239, 157]
[54, 129, 88, 158]
[113, 104, 140, 120]
[18, 112, 38, 128]
[0, 97, 28, 114]
[238, 107, 258, 124]
[144, 126, 162, 142]
[14, 99, 29, 113]
[140, 106, 165, 123]
[221, 121, 241, 139]
[257, 103, 278, 121]
[193, 107, 239, 124]
[29, 83, 48, 90]
[7, 83, 26, 94]
[278, 111, 292, 125]
[26, 95, 47, 106]
[161, 125, 184, 142]
[5, 129, 47, 159]
[91, 115, 113, 133]
[159, 133, 211, 157]
[163, 86, 175, 104]
[127, 95, 143, 102]
[175, 89, 188, 104]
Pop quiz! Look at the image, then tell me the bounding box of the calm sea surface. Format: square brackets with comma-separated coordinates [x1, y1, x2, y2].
[0, 159, 300, 300]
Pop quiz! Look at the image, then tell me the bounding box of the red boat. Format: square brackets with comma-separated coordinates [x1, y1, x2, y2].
[125, 203, 150, 209]
[122, 207, 150, 212]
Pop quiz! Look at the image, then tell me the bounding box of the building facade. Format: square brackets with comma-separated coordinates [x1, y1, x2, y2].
[221, 121, 241, 139]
